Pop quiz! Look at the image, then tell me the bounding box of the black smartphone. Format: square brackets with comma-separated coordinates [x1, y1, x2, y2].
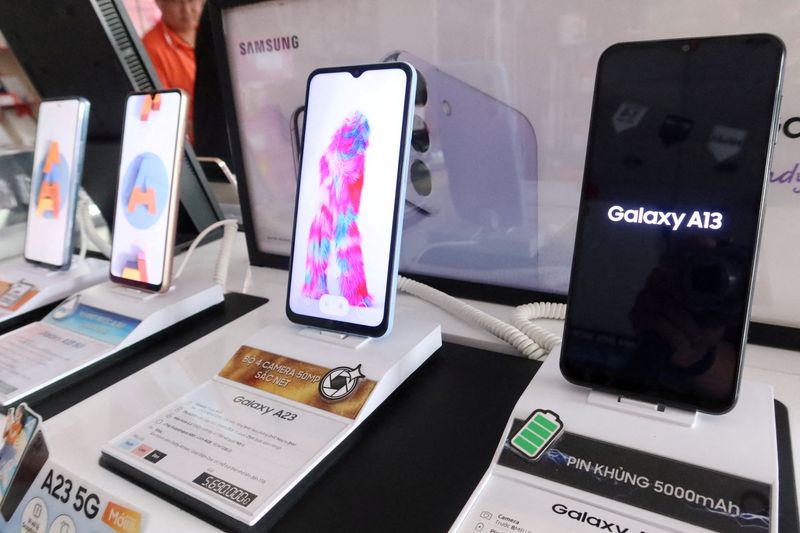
[286, 62, 416, 337]
[560, 35, 784, 414]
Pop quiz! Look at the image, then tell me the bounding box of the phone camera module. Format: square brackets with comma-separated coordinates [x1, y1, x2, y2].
[412, 115, 430, 153]
[415, 70, 428, 106]
[410, 159, 432, 196]
[681, 43, 690, 52]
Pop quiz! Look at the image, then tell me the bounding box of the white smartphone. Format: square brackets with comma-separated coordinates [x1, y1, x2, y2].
[286, 63, 417, 337]
[109, 90, 187, 293]
[24, 97, 90, 269]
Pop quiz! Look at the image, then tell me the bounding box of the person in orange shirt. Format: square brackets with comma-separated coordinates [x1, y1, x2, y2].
[142, 0, 204, 141]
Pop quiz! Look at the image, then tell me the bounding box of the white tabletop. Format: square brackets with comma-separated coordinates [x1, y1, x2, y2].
[39, 233, 800, 530]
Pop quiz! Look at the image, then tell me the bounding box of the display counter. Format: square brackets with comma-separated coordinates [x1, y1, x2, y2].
[29, 234, 799, 531]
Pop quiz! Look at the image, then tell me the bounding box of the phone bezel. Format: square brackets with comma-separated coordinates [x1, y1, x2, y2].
[285, 62, 416, 337]
[23, 96, 90, 270]
[108, 89, 187, 293]
[559, 34, 785, 414]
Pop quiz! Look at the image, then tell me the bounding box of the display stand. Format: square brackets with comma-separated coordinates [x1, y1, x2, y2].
[450, 349, 779, 533]
[75, 277, 225, 351]
[0, 275, 224, 409]
[0, 255, 108, 323]
[100, 310, 442, 531]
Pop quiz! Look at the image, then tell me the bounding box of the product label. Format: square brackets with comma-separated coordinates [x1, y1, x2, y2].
[41, 295, 140, 345]
[0, 460, 145, 532]
[0, 322, 111, 400]
[497, 422, 771, 532]
[0, 296, 140, 402]
[106, 377, 349, 520]
[218, 346, 376, 419]
[455, 473, 676, 533]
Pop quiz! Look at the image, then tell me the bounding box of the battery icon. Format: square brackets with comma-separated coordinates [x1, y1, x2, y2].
[509, 409, 563, 461]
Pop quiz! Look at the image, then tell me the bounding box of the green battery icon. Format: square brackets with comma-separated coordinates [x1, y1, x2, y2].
[509, 409, 564, 461]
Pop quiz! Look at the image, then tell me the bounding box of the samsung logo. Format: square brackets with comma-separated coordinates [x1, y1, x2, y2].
[239, 35, 300, 55]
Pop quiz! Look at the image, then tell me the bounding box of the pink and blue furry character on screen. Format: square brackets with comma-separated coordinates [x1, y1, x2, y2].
[303, 111, 373, 308]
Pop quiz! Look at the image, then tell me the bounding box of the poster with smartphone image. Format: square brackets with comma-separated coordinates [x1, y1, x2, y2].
[286, 63, 416, 337]
[0, 404, 146, 533]
[0, 404, 47, 522]
[109, 90, 186, 293]
[24, 98, 89, 269]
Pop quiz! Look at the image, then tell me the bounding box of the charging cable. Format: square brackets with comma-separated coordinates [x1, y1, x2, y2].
[174, 219, 238, 286]
[511, 302, 567, 360]
[76, 194, 112, 259]
[397, 275, 564, 360]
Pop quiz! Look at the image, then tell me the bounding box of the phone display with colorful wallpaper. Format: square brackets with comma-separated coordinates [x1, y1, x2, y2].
[24, 97, 90, 269]
[286, 63, 416, 337]
[109, 90, 187, 293]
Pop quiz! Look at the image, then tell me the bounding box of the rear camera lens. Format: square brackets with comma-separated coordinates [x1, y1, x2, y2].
[415, 70, 428, 106]
[411, 115, 430, 153]
[410, 160, 432, 197]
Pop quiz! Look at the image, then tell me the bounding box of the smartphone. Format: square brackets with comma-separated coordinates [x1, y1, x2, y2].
[560, 35, 784, 414]
[23, 97, 90, 269]
[286, 63, 416, 337]
[109, 90, 188, 293]
[0, 405, 49, 520]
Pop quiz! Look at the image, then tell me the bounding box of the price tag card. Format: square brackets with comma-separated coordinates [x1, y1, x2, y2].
[103, 346, 377, 525]
[0, 296, 140, 404]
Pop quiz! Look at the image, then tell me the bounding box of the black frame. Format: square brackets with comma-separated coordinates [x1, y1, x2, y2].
[207, 0, 567, 306]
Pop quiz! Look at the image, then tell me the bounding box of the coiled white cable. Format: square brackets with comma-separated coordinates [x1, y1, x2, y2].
[511, 302, 567, 360]
[398, 275, 550, 359]
[174, 219, 238, 286]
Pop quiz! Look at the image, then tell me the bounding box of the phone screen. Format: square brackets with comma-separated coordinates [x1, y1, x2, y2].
[287, 64, 414, 336]
[0, 406, 39, 502]
[24, 99, 88, 268]
[560, 35, 784, 413]
[110, 91, 185, 292]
